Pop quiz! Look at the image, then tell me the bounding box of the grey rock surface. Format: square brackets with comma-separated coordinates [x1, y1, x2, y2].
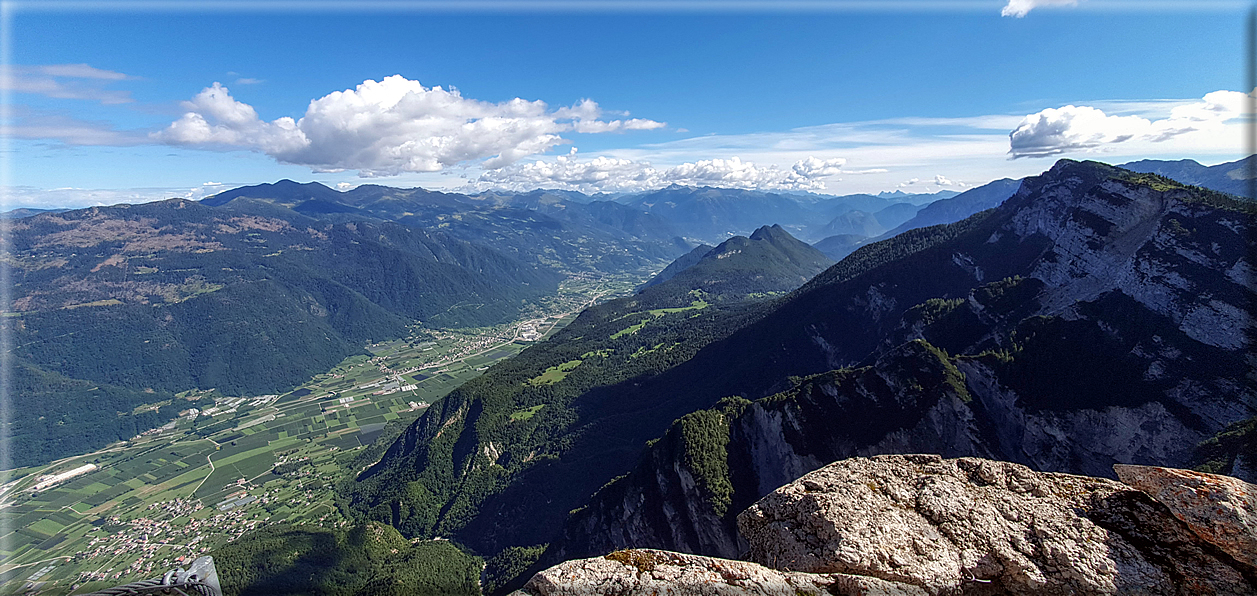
[510, 548, 925, 596]
[738, 455, 1257, 595]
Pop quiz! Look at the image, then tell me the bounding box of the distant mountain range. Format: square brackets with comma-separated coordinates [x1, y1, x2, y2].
[603, 184, 959, 244]
[203, 181, 689, 274]
[202, 179, 974, 260]
[3, 174, 960, 470]
[0, 207, 69, 219]
[1121, 155, 1254, 198]
[881, 177, 1022, 236]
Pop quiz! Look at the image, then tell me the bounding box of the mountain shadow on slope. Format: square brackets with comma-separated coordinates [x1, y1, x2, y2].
[640, 244, 715, 289]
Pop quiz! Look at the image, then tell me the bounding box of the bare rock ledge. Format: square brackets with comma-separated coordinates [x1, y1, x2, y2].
[514, 455, 1257, 595]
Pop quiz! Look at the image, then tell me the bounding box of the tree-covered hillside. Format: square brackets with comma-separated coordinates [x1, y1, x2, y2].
[341, 226, 832, 563]
[2, 199, 559, 467]
[213, 522, 482, 596]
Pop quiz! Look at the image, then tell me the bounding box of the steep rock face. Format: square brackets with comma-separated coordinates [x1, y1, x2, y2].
[546, 341, 983, 565]
[739, 455, 1257, 595]
[675, 161, 1254, 405]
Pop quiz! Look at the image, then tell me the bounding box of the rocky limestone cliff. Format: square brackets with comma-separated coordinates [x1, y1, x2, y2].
[528, 162, 1256, 580]
[516, 456, 1257, 595]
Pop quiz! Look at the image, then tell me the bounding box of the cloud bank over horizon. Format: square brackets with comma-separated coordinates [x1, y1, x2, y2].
[471, 151, 868, 193]
[154, 75, 665, 177]
[1008, 89, 1252, 158]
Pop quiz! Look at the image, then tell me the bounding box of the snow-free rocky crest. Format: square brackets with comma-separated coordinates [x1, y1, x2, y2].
[515, 455, 1257, 595]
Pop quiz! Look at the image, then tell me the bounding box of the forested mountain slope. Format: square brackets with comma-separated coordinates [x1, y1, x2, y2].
[640, 225, 833, 302]
[342, 226, 831, 565]
[3, 198, 558, 467]
[639, 243, 714, 289]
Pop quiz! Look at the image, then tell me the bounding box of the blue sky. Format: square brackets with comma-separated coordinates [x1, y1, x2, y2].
[3, 0, 1252, 208]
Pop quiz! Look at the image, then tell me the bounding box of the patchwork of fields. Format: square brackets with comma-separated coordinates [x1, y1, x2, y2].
[0, 271, 643, 595]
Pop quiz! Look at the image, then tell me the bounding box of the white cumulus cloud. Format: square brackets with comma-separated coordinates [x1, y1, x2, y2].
[154, 76, 665, 177]
[1008, 89, 1252, 158]
[473, 152, 856, 193]
[791, 156, 847, 177]
[1001, 0, 1079, 18]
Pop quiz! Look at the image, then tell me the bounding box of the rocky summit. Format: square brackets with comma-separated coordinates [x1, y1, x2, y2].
[515, 455, 1257, 595]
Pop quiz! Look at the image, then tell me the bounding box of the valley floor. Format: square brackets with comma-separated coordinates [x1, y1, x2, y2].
[0, 271, 647, 595]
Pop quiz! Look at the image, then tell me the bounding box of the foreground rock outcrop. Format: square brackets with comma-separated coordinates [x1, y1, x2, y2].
[1113, 464, 1257, 570]
[512, 549, 925, 596]
[515, 455, 1257, 595]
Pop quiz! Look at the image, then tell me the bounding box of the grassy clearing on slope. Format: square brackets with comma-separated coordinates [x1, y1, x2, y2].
[647, 299, 709, 316]
[612, 299, 710, 339]
[526, 360, 583, 386]
[510, 405, 545, 421]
